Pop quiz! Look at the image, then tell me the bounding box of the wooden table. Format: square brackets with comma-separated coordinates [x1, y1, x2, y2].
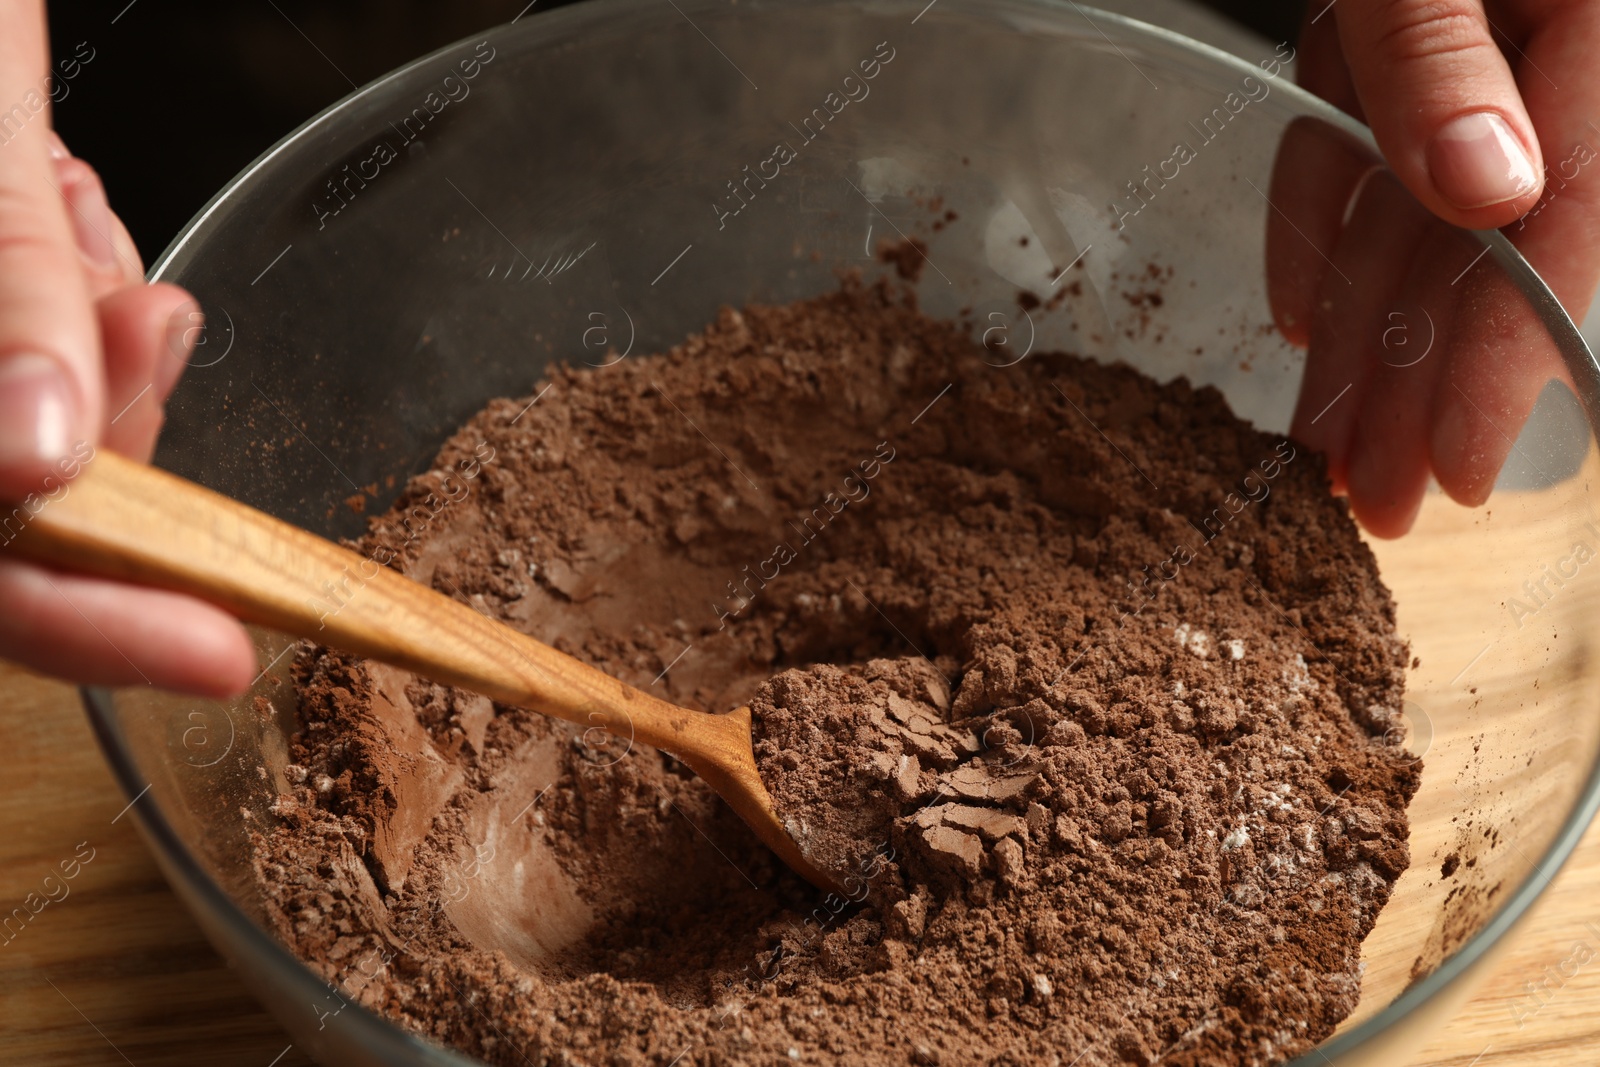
[2, 659, 1598, 1066]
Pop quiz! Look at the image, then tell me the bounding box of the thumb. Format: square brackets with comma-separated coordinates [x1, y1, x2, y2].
[1335, 0, 1543, 229]
[0, 0, 104, 500]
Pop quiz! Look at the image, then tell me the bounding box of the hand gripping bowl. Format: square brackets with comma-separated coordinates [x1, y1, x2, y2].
[83, 1, 1600, 1064]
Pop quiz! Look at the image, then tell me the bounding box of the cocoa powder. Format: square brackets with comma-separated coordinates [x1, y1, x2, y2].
[253, 276, 1416, 1067]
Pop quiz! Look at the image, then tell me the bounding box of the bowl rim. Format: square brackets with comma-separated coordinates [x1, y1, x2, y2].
[88, 1, 1600, 1063]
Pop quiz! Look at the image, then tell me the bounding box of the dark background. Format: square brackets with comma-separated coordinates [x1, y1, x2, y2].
[47, 0, 1306, 264]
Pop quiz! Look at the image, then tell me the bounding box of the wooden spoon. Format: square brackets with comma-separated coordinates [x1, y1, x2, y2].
[13, 451, 836, 891]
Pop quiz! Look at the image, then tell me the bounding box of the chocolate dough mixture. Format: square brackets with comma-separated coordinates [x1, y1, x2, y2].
[254, 277, 1418, 1067]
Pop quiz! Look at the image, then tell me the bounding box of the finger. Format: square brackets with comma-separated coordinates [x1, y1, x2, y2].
[1496, 3, 1600, 316]
[1289, 170, 1432, 492]
[0, 556, 257, 697]
[54, 155, 145, 290]
[1428, 261, 1570, 506]
[1335, 0, 1543, 228]
[0, 2, 105, 499]
[146, 288, 200, 402]
[97, 283, 199, 460]
[107, 208, 144, 282]
[51, 155, 132, 294]
[1343, 221, 1463, 537]
[47, 132, 145, 284]
[1265, 117, 1381, 346]
[1295, 1, 1364, 121]
[1265, 10, 1378, 348]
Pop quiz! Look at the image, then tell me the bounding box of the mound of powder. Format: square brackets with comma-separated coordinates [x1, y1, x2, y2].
[252, 276, 1417, 1067]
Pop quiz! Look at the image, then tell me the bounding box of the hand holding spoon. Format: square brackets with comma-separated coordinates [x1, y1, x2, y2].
[12, 451, 837, 891]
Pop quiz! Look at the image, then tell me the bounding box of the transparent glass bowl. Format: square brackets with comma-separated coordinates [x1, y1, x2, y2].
[82, 2, 1600, 1064]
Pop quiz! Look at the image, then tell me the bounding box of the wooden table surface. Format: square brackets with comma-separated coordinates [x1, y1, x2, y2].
[2, 656, 1598, 1067]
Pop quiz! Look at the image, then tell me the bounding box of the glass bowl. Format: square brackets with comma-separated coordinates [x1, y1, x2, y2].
[81, 1, 1600, 1064]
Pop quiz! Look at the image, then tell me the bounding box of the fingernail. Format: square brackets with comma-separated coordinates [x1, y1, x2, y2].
[1428, 112, 1539, 210]
[166, 300, 202, 362]
[64, 171, 117, 268]
[0, 355, 78, 469]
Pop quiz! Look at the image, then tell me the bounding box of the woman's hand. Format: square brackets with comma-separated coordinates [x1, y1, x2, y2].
[0, 0, 255, 695]
[1272, 0, 1600, 537]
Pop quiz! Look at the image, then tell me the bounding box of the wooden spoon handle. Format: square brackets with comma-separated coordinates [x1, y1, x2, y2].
[10, 451, 730, 757]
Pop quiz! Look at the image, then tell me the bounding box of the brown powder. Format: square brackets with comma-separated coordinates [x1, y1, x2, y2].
[877, 236, 929, 282]
[253, 276, 1416, 1067]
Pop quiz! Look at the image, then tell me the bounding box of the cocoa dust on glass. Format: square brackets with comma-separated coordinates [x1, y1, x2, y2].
[253, 276, 1417, 1067]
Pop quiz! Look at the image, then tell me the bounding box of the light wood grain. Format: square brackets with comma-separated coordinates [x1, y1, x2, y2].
[0, 661, 315, 1067]
[1, 659, 1596, 1065]
[10, 450, 833, 893]
[7, 466, 1600, 1065]
[1331, 464, 1600, 1052]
